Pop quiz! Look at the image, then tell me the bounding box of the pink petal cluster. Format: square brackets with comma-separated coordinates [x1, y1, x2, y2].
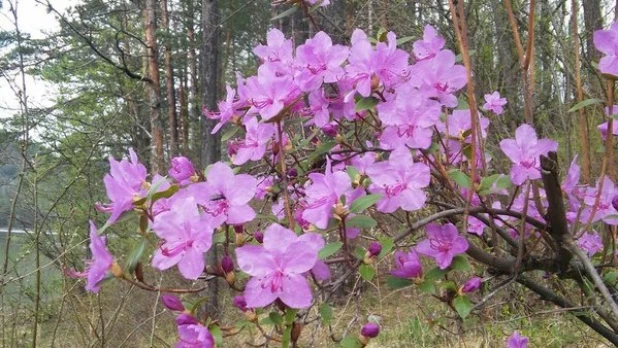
[500, 124, 558, 185]
[236, 224, 323, 308]
[483, 91, 507, 115]
[416, 223, 469, 269]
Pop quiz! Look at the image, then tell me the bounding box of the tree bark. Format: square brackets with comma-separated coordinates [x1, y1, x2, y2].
[161, 0, 178, 156]
[583, 0, 602, 62]
[200, 0, 221, 318]
[186, 0, 200, 161]
[144, 0, 165, 172]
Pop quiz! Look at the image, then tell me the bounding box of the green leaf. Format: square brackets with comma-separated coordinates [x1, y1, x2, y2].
[221, 126, 240, 142]
[189, 296, 210, 315]
[378, 237, 394, 258]
[308, 141, 336, 162]
[359, 264, 376, 281]
[396, 36, 415, 45]
[346, 215, 377, 229]
[209, 325, 223, 346]
[349, 194, 382, 213]
[418, 280, 436, 294]
[355, 96, 380, 111]
[284, 308, 297, 324]
[318, 242, 343, 259]
[424, 267, 446, 282]
[450, 255, 471, 271]
[346, 165, 360, 182]
[448, 169, 472, 188]
[605, 271, 618, 285]
[386, 276, 413, 289]
[269, 312, 283, 326]
[478, 174, 511, 195]
[151, 184, 179, 202]
[271, 5, 298, 21]
[125, 239, 147, 274]
[453, 295, 474, 319]
[354, 247, 366, 260]
[319, 303, 334, 324]
[568, 98, 604, 113]
[340, 336, 362, 348]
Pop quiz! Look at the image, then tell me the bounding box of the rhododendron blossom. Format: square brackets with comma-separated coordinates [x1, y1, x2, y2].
[366, 147, 430, 213]
[81, 221, 114, 293]
[593, 21, 618, 76]
[236, 224, 322, 308]
[295, 31, 349, 92]
[99, 148, 148, 224]
[391, 248, 423, 279]
[500, 124, 558, 185]
[192, 162, 257, 226]
[483, 91, 507, 114]
[413, 24, 445, 61]
[416, 223, 469, 269]
[151, 197, 215, 280]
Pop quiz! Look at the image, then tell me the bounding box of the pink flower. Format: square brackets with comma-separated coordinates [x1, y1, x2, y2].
[175, 314, 214, 348]
[345, 30, 409, 97]
[416, 223, 469, 270]
[295, 31, 349, 92]
[506, 331, 529, 348]
[413, 24, 445, 61]
[483, 91, 507, 115]
[593, 21, 618, 76]
[100, 148, 148, 224]
[233, 117, 274, 165]
[244, 64, 301, 121]
[410, 50, 467, 108]
[191, 162, 257, 226]
[582, 176, 618, 225]
[461, 277, 482, 293]
[577, 232, 603, 257]
[499, 124, 558, 185]
[391, 248, 422, 279]
[169, 156, 195, 184]
[366, 147, 430, 213]
[151, 197, 215, 280]
[205, 85, 242, 134]
[377, 86, 441, 150]
[254, 28, 294, 75]
[302, 159, 355, 229]
[73, 221, 114, 293]
[236, 224, 323, 309]
[304, 0, 331, 7]
[162, 295, 185, 312]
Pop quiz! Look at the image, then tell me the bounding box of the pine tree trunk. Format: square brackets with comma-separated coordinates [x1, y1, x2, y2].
[200, 0, 222, 319]
[161, 0, 178, 156]
[186, 0, 200, 161]
[144, 0, 165, 172]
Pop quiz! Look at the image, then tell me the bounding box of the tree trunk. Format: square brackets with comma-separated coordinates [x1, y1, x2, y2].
[200, 0, 221, 318]
[179, 69, 189, 154]
[583, 0, 602, 62]
[186, 0, 200, 162]
[144, 0, 165, 172]
[161, 0, 178, 156]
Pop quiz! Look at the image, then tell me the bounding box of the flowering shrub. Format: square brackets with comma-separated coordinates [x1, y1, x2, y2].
[67, 5, 618, 347]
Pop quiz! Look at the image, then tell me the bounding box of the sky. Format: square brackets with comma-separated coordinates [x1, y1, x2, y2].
[0, 0, 76, 119]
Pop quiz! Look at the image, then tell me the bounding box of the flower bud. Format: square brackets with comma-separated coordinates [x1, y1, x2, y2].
[333, 202, 349, 221]
[161, 295, 185, 312]
[361, 323, 380, 338]
[360, 322, 380, 345]
[233, 225, 244, 234]
[175, 313, 198, 326]
[291, 321, 303, 344]
[221, 255, 234, 274]
[322, 123, 338, 137]
[228, 140, 239, 157]
[461, 277, 482, 294]
[368, 242, 382, 257]
[287, 168, 298, 179]
[168, 156, 195, 183]
[254, 231, 264, 243]
[233, 295, 248, 312]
